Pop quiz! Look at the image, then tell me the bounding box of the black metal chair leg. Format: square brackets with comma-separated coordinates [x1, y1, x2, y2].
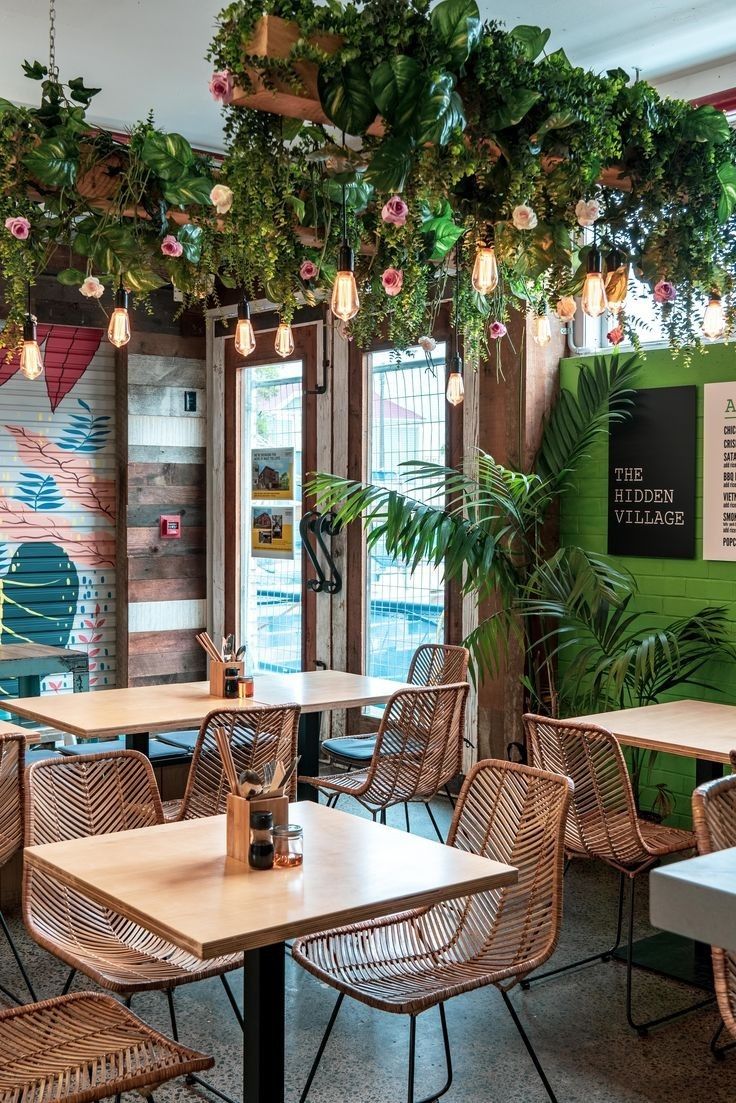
[300, 991, 345, 1103]
[380, 808, 387, 825]
[424, 802, 444, 843]
[123, 994, 132, 1008]
[404, 803, 411, 832]
[0, 909, 37, 1001]
[501, 989, 558, 1103]
[521, 871, 626, 989]
[165, 988, 178, 1041]
[220, 972, 244, 1031]
[624, 875, 715, 1035]
[61, 967, 76, 996]
[410, 1003, 453, 1103]
[407, 1015, 417, 1103]
[443, 785, 456, 809]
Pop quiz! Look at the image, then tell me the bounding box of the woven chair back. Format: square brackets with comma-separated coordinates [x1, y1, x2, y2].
[407, 644, 470, 687]
[0, 732, 24, 868]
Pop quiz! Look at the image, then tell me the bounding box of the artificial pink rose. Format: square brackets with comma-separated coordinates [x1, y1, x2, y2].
[209, 184, 233, 214]
[654, 279, 676, 303]
[381, 195, 408, 226]
[299, 260, 318, 282]
[381, 267, 403, 296]
[511, 204, 538, 231]
[489, 320, 507, 339]
[418, 335, 436, 353]
[80, 276, 105, 299]
[209, 70, 233, 104]
[607, 325, 624, 346]
[161, 234, 184, 258]
[555, 296, 577, 322]
[575, 198, 600, 228]
[5, 216, 31, 240]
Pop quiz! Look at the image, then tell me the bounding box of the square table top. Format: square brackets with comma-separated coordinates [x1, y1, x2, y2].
[567, 699, 736, 764]
[650, 847, 736, 954]
[24, 801, 517, 959]
[3, 670, 412, 741]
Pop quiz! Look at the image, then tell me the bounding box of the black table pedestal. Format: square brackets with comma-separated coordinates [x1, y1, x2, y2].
[297, 712, 322, 802]
[244, 943, 285, 1103]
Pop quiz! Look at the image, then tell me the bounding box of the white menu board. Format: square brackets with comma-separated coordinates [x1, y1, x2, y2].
[703, 381, 736, 560]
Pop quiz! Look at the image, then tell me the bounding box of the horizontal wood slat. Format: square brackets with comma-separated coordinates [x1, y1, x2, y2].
[128, 554, 205, 581]
[129, 576, 206, 602]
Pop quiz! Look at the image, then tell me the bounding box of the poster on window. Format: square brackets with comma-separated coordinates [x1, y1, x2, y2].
[251, 448, 294, 501]
[251, 507, 294, 559]
[703, 381, 736, 560]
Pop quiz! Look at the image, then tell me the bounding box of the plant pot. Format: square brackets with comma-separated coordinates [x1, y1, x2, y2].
[76, 146, 127, 201]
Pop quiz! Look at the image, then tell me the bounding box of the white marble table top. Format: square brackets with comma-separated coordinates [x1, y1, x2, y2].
[650, 848, 736, 952]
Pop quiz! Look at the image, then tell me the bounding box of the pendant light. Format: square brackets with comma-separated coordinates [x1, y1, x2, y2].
[20, 288, 44, 380]
[582, 243, 608, 318]
[446, 241, 464, 406]
[274, 319, 295, 358]
[702, 291, 726, 340]
[234, 295, 256, 357]
[532, 302, 552, 347]
[107, 281, 131, 348]
[330, 181, 359, 322]
[605, 248, 628, 316]
[471, 225, 498, 296]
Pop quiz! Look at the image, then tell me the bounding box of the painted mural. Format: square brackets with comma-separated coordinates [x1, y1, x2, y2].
[0, 325, 116, 704]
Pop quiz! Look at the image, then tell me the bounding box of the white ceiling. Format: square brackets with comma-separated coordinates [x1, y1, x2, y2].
[1, 0, 735, 150]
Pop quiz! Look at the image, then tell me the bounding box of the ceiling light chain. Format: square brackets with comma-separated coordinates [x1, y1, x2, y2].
[48, 0, 58, 81]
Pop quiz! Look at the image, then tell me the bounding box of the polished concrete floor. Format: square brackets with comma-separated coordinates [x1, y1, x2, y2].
[2, 796, 732, 1103]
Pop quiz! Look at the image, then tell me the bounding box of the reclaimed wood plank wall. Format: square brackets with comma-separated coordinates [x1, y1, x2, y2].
[118, 332, 208, 686]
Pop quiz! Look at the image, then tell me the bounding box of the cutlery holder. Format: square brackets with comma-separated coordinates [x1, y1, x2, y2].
[209, 659, 244, 698]
[226, 792, 289, 864]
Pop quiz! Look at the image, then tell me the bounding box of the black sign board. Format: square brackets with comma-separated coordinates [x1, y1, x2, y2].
[608, 386, 696, 559]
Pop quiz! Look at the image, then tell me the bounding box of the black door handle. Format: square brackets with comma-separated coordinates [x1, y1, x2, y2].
[299, 510, 326, 592]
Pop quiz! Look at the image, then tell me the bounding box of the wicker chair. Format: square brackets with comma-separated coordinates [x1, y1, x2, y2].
[24, 750, 243, 1038]
[299, 683, 468, 841]
[692, 770, 736, 1059]
[0, 732, 36, 1005]
[293, 758, 572, 1103]
[322, 644, 470, 775]
[163, 704, 300, 822]
[0, 991, 213, 1103]
[523, 714, 704, 1034]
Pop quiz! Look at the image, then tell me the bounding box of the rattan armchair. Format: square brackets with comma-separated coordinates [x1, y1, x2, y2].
[300, 683, 468, 840]
[322, 644, 470, 776]
[163, 704, 300, 822]
[0, 991, 213, 1103]
[692, 770, 736, 1059]
[24, 750, 243, 1038]
[523, 714, 703, 1034]
[0, 732, 36, 1004]
[293, 758, 572, 1103]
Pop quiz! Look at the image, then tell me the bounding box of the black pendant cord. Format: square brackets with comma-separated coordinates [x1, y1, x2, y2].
[453, 240, 462, 373]
[26, 283, 32, 319]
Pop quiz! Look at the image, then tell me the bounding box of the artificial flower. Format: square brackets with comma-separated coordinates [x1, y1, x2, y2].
[299, 260, 318, 282]
[381, 195, 409, 226]
[79, 276, 105, 299]
[607, 325, 624, 345]
[654, 279, 676, 303]
[381, 267, 403, 296]
[209, 70, 233, 103]
[512, 204, 538, 231]
[555, 296, 577, 322]
[575, 198, 600, 228]
[418, 335, 436, 352]
[161, 234, 184, 258]
[489, 320, 507, 339]
[210, 184, 233, 214]
[4, 216, 30, 240]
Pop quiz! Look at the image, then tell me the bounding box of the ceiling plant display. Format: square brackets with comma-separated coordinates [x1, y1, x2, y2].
[2, 0, 736, 368]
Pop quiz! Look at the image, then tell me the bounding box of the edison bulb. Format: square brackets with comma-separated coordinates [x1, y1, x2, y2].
[331, 270, 360, 322]
[702, 295, 726, 341]
[532, 312, 552, 347]
[235, 316, 256, 357]
[605, 251, 628, 317]
[20, 338, 44, 380]
[471, 245, 499, 295]
[274, 322, 295, 358]
[107, 308, 131, 348]
[582, 273, 608, 318]
[446, 371, 464, 406]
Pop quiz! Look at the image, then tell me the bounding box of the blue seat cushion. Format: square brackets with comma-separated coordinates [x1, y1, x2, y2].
[322, 736, 377, 763]
[58, 736, 190, 762]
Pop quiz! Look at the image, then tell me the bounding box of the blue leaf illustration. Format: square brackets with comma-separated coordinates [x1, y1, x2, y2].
[57, 398, 111, 453]
[13, 472, 65, 511]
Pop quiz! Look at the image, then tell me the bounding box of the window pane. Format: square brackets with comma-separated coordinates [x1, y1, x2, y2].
[240, 361, 302, 673]
[366, 344, 447, 683]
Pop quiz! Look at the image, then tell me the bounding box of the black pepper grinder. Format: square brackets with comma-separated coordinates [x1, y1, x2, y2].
[249, 810, 274, 870]
[223, 665, 240, 698]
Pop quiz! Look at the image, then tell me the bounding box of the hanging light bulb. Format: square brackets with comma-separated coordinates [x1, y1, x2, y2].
[446, 355, 464, 406]
[532, 303, 552, 347]
[20, 311, 44, 380]
[582, 247, 608, 318]
[107, 282, 131, 348]
[331, 181, 360, 322]
[471, 228, 498, 296]
[605, 248, 628, 316]
[235, 296, 256, 357]
[702, 292, 726, 341]
[274, 320, 295, 358]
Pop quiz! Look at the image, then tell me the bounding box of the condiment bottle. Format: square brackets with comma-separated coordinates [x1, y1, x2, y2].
[223, 665, 240, 698]
[249, 810, 274, 870]
[273, 823, 303, 868]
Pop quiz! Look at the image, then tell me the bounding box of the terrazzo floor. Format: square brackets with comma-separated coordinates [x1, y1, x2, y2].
[2, 796, 731, 1103]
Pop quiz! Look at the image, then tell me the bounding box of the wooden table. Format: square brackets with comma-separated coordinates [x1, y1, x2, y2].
[0, 643, 89, 701]
[25, 801, 517, 1103]
[650, 847, 736, 955]
[4, 671, 411, 796]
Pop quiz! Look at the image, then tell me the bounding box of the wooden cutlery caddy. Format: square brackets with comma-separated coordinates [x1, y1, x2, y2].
[226, 792, 289, 864]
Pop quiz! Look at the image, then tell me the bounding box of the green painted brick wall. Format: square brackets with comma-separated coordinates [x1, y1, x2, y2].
[559, 348, 736, 828]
